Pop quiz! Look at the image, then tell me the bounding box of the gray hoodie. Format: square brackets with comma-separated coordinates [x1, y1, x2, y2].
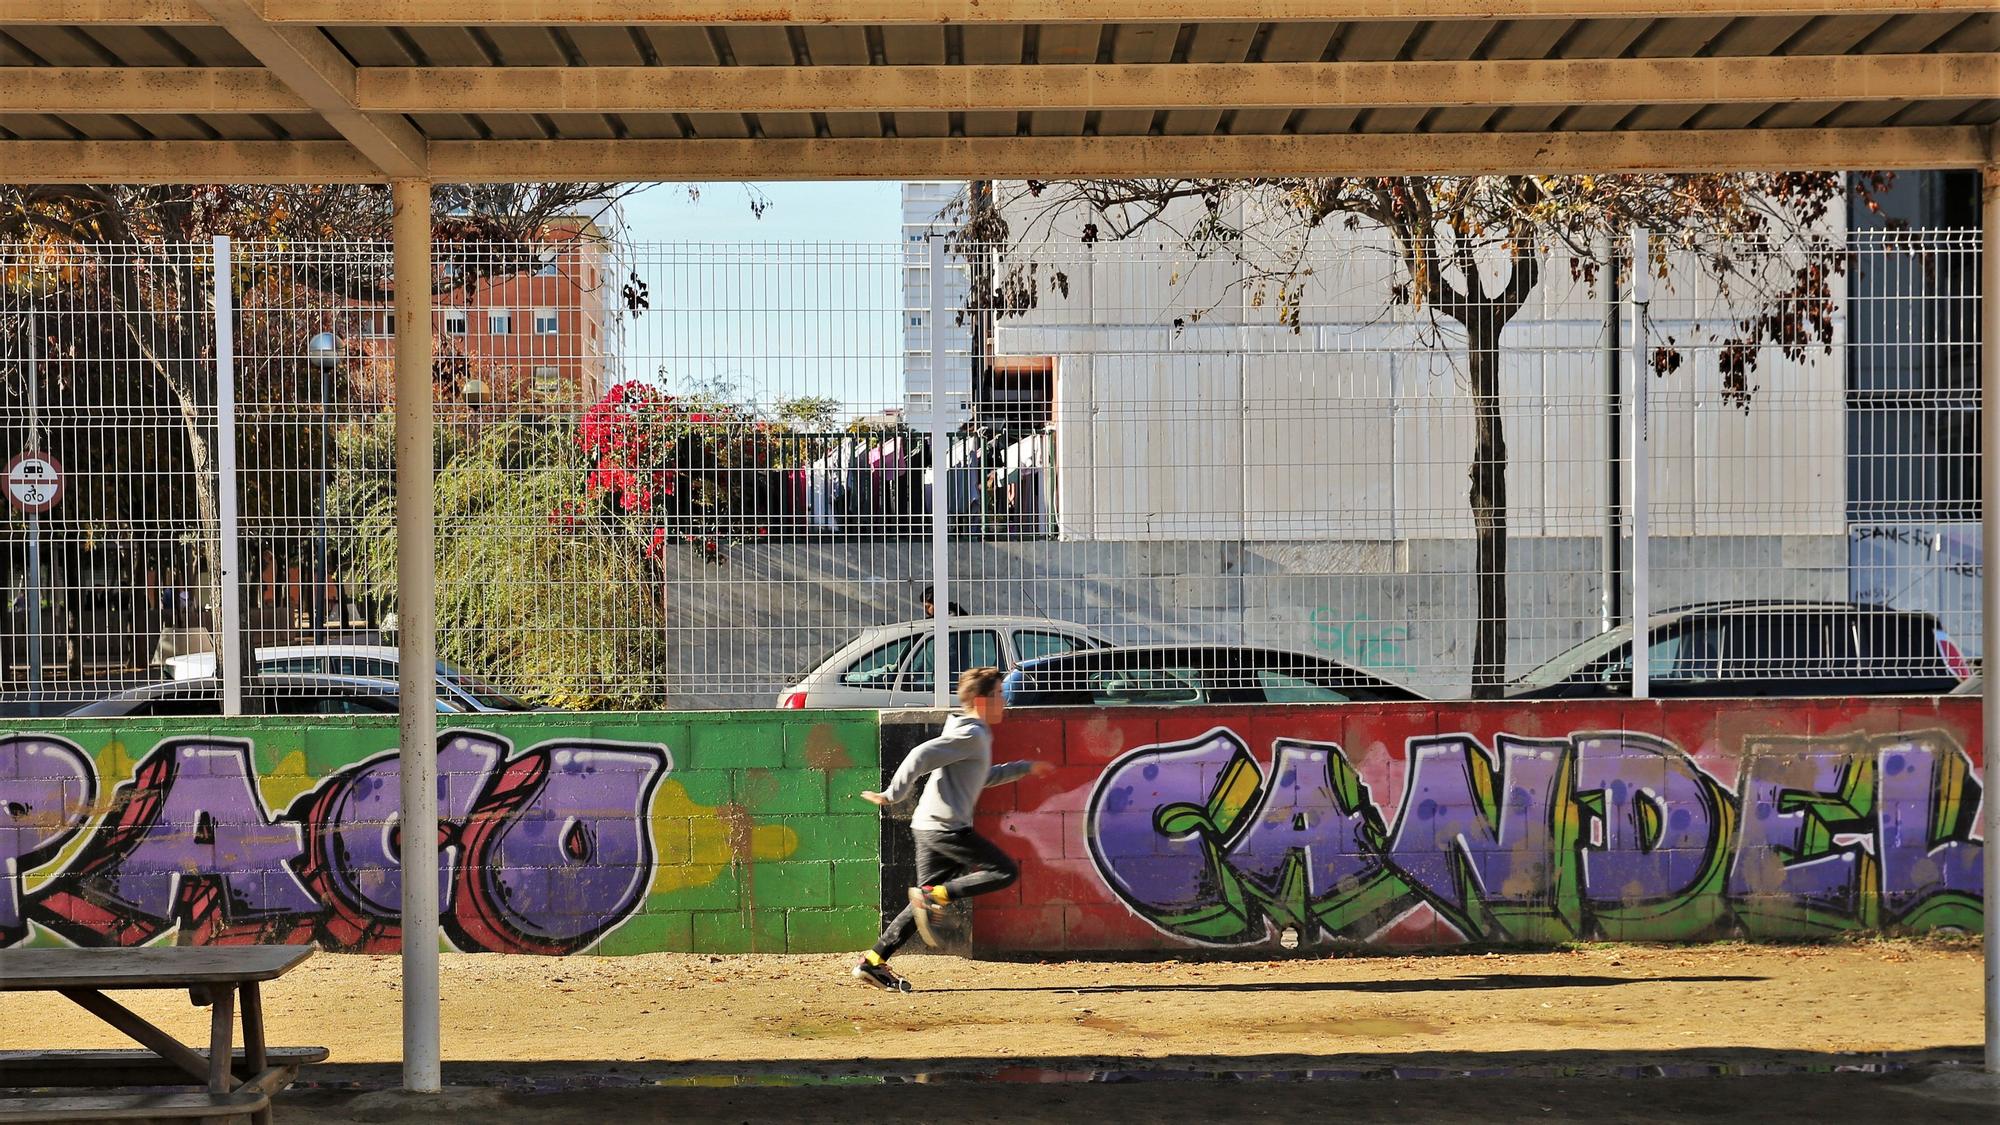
[881, 714, 1033, 831]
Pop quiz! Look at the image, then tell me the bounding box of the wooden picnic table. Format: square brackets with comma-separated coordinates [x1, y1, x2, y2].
[0, 944, 327, 1123]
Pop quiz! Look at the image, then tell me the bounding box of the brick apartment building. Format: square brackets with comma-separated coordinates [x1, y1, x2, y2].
[346, 216, 626, 408]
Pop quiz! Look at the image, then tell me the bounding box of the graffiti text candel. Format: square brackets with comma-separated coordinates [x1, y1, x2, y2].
[1086, 727, 1983, 946]
[1, 731, 668, 954]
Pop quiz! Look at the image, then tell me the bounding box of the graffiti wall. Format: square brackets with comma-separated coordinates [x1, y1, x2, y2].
[972, 699, 1984, 951]
[0, 714, 880, 955]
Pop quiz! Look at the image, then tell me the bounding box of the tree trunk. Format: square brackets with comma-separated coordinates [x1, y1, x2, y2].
[1466, 312, 1508, 699]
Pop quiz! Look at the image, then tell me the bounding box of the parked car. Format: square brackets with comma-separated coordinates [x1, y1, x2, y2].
[69, 674, 465, 718]
[777, 617, 1111, 708]
[1507, 601, 1968, 699]
[166, 645, 537, 712]
[1002, 645, 1423, 707]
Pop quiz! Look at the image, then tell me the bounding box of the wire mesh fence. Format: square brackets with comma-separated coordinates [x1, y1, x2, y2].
[0, 224, 1983, 713]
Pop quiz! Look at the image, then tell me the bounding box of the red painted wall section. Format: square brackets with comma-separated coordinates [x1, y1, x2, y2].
[974, 699, 1984, 953]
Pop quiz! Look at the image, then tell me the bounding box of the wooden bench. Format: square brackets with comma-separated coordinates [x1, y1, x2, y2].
[0, 1046, 330, 1087]
[0, 946, 323, 1125]
[0, 1088, 270, 1122]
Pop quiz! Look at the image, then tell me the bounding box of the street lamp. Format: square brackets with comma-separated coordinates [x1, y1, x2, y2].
[461, 377, 490, 407]
[306, 331, 340, 645]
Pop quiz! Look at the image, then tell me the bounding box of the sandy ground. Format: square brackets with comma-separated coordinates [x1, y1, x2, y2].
[2, 940, 1992, 1122]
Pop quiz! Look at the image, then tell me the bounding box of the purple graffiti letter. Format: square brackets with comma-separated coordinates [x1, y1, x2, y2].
[1224, 739, 1406, 936]
[1573, 734, 1729, 912]
[1387, 734, 1576, 939]
[451, 742, 669, 953]
[1087, 730, 1264, 943]
[1728, 739, 1875, 936]
[1876, 735, 1983, 929]
[83, 739, 318, 924]
[0, 736, 96, 935]
[304, 732, 506, 918]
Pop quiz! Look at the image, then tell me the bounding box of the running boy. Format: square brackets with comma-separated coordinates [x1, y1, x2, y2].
[852, 666, 1051, 992]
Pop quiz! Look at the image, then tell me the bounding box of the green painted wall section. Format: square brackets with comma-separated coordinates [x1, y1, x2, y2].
[0, 713, 882, 956]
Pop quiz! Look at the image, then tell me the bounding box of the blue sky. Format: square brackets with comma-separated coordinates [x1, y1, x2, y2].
[608, 182, 910, 411]
[618, 181, 902, 243]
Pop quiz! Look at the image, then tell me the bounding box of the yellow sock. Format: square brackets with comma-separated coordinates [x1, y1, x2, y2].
[864, 950, 884, 966]
[930, 886, 950, 905]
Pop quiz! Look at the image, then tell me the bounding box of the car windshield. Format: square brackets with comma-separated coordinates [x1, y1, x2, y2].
[1512, 625, 1637, 690]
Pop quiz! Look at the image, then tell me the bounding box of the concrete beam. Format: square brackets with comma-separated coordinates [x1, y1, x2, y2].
[8, 0, 1986, 23]
[6, 68, 304, 114]
[256, 0, 1996, 25]
[4, 0, 208, 21]
[17, 54, 1991, 115]
[3, 126, 1985, 183]
[193, 0, 426, 179]
[352, 54, 1996, 114]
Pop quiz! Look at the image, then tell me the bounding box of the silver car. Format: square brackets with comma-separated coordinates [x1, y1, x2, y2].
[777, 616, 1109, 709]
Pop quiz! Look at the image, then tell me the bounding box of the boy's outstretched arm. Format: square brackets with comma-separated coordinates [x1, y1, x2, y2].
[984, 759, 1056, 788]
[858, 723, 984, 806]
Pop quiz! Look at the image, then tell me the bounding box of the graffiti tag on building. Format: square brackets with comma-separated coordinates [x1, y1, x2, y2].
[1086, 727, 1983, 947]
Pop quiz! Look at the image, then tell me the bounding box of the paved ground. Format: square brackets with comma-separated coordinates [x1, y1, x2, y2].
[1, 939, 1992, 1121]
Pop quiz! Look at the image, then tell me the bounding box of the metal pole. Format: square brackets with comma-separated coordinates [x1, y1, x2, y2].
[1600, 236, 1622, 633]
[1979, 163, 1998, 1075]
[213, 236, 244, 718]
[314, 361, 329, 643]
[24, 305, 42, 714]
[1628, 227, 1651, 701]
[392, 179, 441, 1095]
[928, 235, 951, 709]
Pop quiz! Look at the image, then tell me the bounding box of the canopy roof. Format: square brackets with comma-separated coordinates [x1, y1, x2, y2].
[3, 3, 1995, 182]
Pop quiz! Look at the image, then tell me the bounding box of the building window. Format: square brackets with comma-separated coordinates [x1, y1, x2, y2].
[534, 308, 559, 335]
[363, 311, 395, 337]
[533, 366, 562, 396]
[535, 249, 559, 277]
[442, 309, 467, 335]
[488, 310, 513, 335]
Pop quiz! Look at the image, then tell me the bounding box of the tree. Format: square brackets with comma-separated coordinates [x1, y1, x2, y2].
[334, 415, 667, 709]
[961, 173, 1884, 696]
[0, 182, 642, 673]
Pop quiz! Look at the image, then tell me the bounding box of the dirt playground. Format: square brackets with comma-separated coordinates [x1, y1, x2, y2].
[1, 940, 1992, 1122]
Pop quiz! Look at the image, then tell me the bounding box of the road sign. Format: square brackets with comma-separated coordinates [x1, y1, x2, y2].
[5, 451, 64, 514]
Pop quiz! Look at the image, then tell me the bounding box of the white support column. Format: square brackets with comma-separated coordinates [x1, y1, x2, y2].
[212, 235, 244, 717]
[392, 179, 441, 1095]
[928, 235, 951, 710]
[1980, 163, 1998, 1075]
[1629, 227, 1651, 701]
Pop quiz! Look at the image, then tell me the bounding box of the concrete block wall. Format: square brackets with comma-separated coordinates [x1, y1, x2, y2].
[0, 713, 881, 955]
[7, 698, 1979, 959]
[964, 697, 1985, 953]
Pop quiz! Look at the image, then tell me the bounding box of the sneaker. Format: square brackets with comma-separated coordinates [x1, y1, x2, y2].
[852, 959, 913, 993]
[908, 886, 946, 948]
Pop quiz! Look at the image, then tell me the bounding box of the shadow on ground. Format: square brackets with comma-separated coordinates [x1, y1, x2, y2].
[926, 972, 1768, 995]
[279, 1048, 1996, 1124]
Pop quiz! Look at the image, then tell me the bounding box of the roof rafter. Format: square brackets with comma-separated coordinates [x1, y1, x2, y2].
[191, 0, 427, 178]
[2, 127, 1986, 184]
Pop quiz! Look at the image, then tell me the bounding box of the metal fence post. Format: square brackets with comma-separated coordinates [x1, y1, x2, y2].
[928, 234, 951, 710]
[24, 304, 44, 715]
[213, 235, 244, 717]
[1978, 164, 1998, 1075]
[1628, 227, 1651, 702]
